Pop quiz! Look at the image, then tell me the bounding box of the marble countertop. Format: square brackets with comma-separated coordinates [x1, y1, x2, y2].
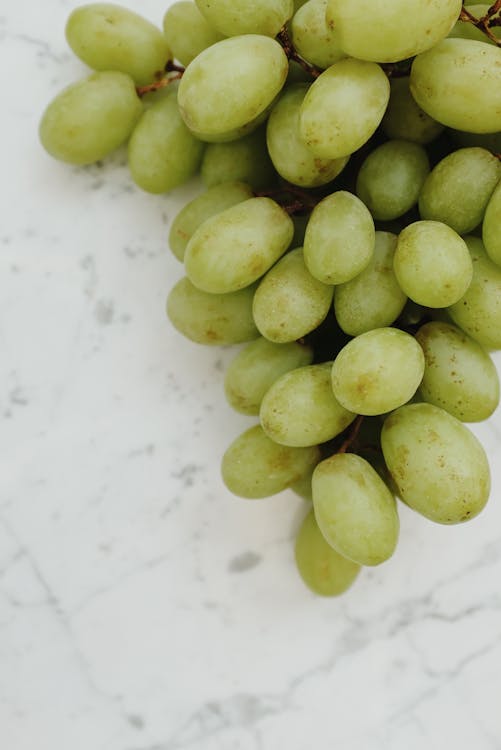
[2, 2, 501, 748]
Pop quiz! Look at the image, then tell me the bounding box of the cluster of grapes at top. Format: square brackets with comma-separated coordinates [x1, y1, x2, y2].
[40, 1, 501, 597]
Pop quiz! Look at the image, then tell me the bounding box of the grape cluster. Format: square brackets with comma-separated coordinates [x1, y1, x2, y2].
[40, 1, 501, 597]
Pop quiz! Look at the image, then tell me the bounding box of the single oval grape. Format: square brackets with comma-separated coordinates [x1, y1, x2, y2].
[224, 338, 313, 416]
[221, 425, 320, 499]
[163, 2, 224, 67]
[410, 38, 501, 133]
[66, 3, 170, 86]
[200, 128, 275, 190]
[394, 221, 473, 308]
[260, 363, 356, 447]
[326, 0, 462, 63]
[312, 453, 399, 567]
[195, 0, 293, 37]
[177, 35, 288, 139]
[331, 328, 425, 416]
[381, 77, 445, 145]
[184, 197, 293, 294]
[166, 277, 258, 345]
[253, 247, 334, 343]
[295, 509, 361, 596]
[299, 58, 390, 159]
[291, 0, 345, 70]
[39, 71, 142, 165]
[416, 321, 500, 422]
[304, 191, 375, 284]
[381, 403, 491, 524]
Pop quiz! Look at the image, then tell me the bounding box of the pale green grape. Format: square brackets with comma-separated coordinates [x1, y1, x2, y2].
[166, 277, 258, 345]
[200, 128, 275, 190]
[312, 453, 399, 567]
[128, 87, 204, 193]
[394, 221, 473, 308]
[448, 237, 501, 349]
[195, 0, 293, 37]
[39, 71, 142, 165]
[163, 2, 224, 66]
[381, 78, 445, 145]
[299, 58, 390, 159]
[381, 403, 491, 524]
[260, 363, 356, 447]
[419, 148, 501, 235]
[178, 36, 288, 140]
[184, 197, 293, 294]
[331, 328, 425, 415]
[253, 247, 334, 343]
[449, 4, 501, 44]
[303, 191, 375, 284]
[221, 425, 320, 498]
[483, 181, 501, 266]
[356, 140, 430, 221]
[410, 38, 501, 133]
[334, 232, 407, 336]
[266, 85, 349, 187]
[291, 0, 345, 69]
[326, 0, 462, 62]
[65, 3, 170, 86]
[295, 509, 361, 595]
[224, 337, 313, 415]
[169, 182, 253, 262]
[416, 321, 500, 422]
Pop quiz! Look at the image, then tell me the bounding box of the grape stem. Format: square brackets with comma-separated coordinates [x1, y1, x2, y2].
[255, 184, 319, 215]
[136, 61, 185, 97]
[276, 26, 322, 78]
[459, 1, 501, 46]
[338, 415, 364, 455]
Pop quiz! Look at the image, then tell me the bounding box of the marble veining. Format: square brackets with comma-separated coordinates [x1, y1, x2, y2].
[1, 2, 501, 749]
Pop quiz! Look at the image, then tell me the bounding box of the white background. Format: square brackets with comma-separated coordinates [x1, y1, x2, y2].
[1, 2, 501, 748]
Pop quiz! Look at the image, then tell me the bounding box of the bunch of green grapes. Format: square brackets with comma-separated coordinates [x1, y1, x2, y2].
[40, 0, 501, 597]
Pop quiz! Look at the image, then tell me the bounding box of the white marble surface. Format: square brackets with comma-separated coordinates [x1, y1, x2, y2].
[2, 2, 501, 748]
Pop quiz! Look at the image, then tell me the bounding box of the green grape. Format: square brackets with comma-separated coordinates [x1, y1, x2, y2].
[312, 453, 399, 567]
[39, 71, 142, 165]
[326, 0, 462, 63]
[224, 337, 313, 415]
[299, 58, 390, 159]
[169, 182, 253, 262]
[419, 148, 501, 235]
[415, 321, 500, 422]
[356, 140, 430, 222]
[128, 87, 204, 194]
[266, 85, 349, 187]
[221, 425, 320, 499]
[381, 78, 445, 145]
[260, 363, 356, 447]
[303, 191, 375, 284]
[291, 0, 345, 69]
[200, 128, 275, 190]
[331, 328, 425, 416]
[163, 2, 224, 67]
[394, 221, 473, 308]
[381, 403, 491, 524]
[184, 197, 293, 294]
[410, 39, 501, 133]
[166, 277, 258, 345]
[65, 3, 170, 86]
[334, 232, 407, 336]
[295, 509, 361, 596]
[448, 237, 501, 350]
[252, 247, 334, 343]
[483, 181, 501, 266]
[177, 35, 288, 140]
[195, 0, 293, 37]
[449, 4, 501, 44]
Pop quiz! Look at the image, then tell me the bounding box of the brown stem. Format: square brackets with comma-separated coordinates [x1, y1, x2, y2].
[136, 71, 183, 97]
[255, 184, 319, 214]
[276, 26, 322, 79]
[338, 416, 364, 455]
[460, 3, 501, 45]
